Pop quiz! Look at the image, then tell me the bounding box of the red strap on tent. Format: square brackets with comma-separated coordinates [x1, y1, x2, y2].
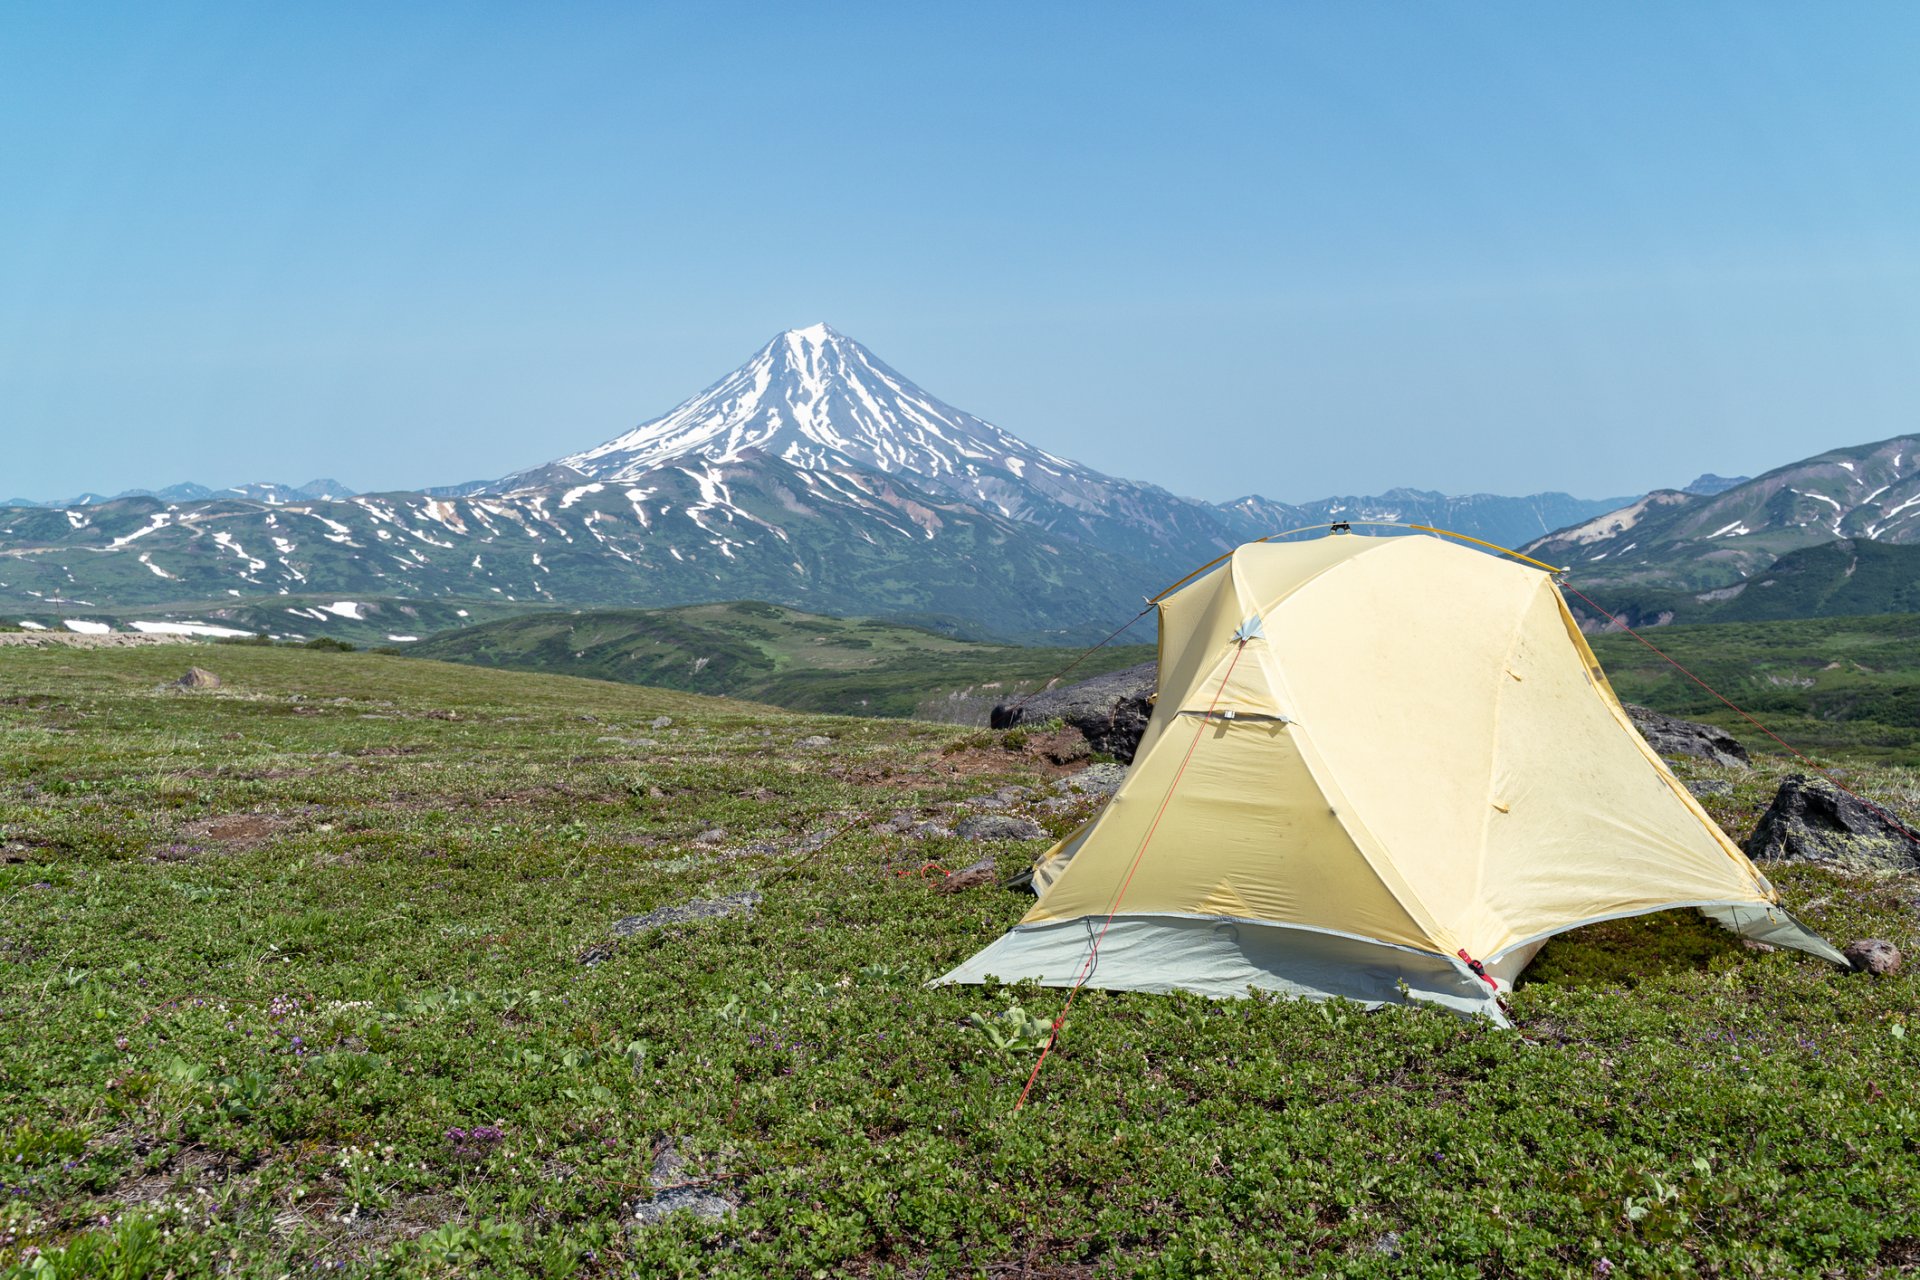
[1014, 640, 1251, 1111]
[1560, 582, 1920, 848]
[1456, 949, 1498, 989]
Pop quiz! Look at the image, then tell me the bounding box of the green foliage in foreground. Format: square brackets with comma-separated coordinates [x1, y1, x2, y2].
[0, 644, 1915, 1278]
[1592, 612, 1920, 764]
[408, 599, 1156, 721]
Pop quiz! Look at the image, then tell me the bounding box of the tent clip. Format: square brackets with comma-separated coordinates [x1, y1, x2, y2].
[1456, 949, 1498, 989]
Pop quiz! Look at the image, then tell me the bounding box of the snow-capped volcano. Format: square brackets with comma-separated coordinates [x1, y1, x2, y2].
[543, 323, 1079, 499]
[493, 323, 1249, 569]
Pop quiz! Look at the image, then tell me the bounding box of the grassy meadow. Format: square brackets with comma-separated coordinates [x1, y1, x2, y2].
[0, 640, 1916, 1278]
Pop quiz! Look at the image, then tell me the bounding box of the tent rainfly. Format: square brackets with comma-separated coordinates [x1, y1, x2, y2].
[936, 531, 1845, 1023]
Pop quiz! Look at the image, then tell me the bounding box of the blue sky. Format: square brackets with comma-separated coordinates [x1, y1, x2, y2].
[4, 3, 1917, 503]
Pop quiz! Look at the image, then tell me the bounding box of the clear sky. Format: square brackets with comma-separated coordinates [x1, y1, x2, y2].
[4, 3, 1917, 504]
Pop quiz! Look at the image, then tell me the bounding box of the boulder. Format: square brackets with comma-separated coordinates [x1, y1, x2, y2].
[1842, 938, 1903, 975]
[991, 660, 1156, 762]
[953, 815, 1044, 842]
[1744, 775, 1920, 872]
[1624, 704, 1749, 770]
[175, 667, 221, 690]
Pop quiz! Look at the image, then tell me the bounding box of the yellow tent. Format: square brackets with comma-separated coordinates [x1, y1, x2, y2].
[937, 531, 1843, 1022]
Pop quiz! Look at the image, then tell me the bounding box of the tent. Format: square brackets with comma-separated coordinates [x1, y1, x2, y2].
[936, 531, 1844, 1022]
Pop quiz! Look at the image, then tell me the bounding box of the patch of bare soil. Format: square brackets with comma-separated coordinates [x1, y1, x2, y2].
[926, 727, 1093, 781]
[153, 813, 295, 859]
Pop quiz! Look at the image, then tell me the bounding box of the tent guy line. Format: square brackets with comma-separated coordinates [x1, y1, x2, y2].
[1014, 636, 1254, 1111]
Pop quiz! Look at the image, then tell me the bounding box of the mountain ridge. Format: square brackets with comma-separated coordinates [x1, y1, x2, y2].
[3, 325, 1633, 640]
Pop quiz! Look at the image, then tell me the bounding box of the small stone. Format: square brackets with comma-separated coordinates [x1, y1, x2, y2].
[692, 827, 728, 846]
[612, 891, 760, 936]
[1843, 938, 1903, 975]
[796, 735, 833, 748]
[913, 822, 955, 839]
[650, 716, 673, 729]
[953, 815, 1044, 842]
[1059, 763, 1128, 797]
[936, 858, 997, 893]
[1741, 939, 1777, 954]
[175, 667, 221, 690]
[1686, 779, 1733, 798]
[630, 1135, 736, 1226]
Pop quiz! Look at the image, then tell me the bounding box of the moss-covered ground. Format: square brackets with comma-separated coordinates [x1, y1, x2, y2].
[0, 643, 1915, 1278]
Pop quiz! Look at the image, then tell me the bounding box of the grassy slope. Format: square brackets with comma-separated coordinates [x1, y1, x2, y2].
[1592, 613, 1920, 763]
[0, 645, 1914, 1277]
[408, 601, 1157, 721]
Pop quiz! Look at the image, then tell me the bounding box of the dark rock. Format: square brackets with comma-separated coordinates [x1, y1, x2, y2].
[612, 891, 760, 936]
[991, 660, 1157, 762]
[953, 815, 1044, 842]
[936, 858, 997, 893]
[1744, 775, 1919, 872]
[1624, 704, 1749, 769]
[1843, 938, 1903, 975]
[175, 667, 221, 690]
[1686, 779, 1733, 799]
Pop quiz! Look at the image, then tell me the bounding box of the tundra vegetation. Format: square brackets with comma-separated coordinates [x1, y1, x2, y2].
[0, 642, 1914, 1278]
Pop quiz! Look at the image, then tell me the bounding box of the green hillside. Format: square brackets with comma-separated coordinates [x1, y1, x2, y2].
[1592, 611, 1920, 762]
[408, 600, 1156, 720]
[1573, 539, 1920, 629]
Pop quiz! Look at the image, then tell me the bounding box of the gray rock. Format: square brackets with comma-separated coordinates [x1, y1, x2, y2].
[953, 815, 1044, 842]
[965, 785, 1031, 811]
[913, 821, 955, 839]
[650, 716, 674, 729]
[1686, 779, 1733, 798]
[1625, 704, 1750, 770]
[991, 660, 1157, 762]
[1059, 763, 1128, 797]
[612, 891, 761, 936]
[630, 1137, 735, 1226]
[796, 735, 833, 749]
[175, 667, 221, 690]
[1744, 775, 1919, 872]
[1843, 938, 1903, 975]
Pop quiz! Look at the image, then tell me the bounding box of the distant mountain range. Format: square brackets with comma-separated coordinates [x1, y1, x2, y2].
[0, 324, 1634, 641]
[1526, 436, 1920, 590]
[3, 479, 357, 508]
